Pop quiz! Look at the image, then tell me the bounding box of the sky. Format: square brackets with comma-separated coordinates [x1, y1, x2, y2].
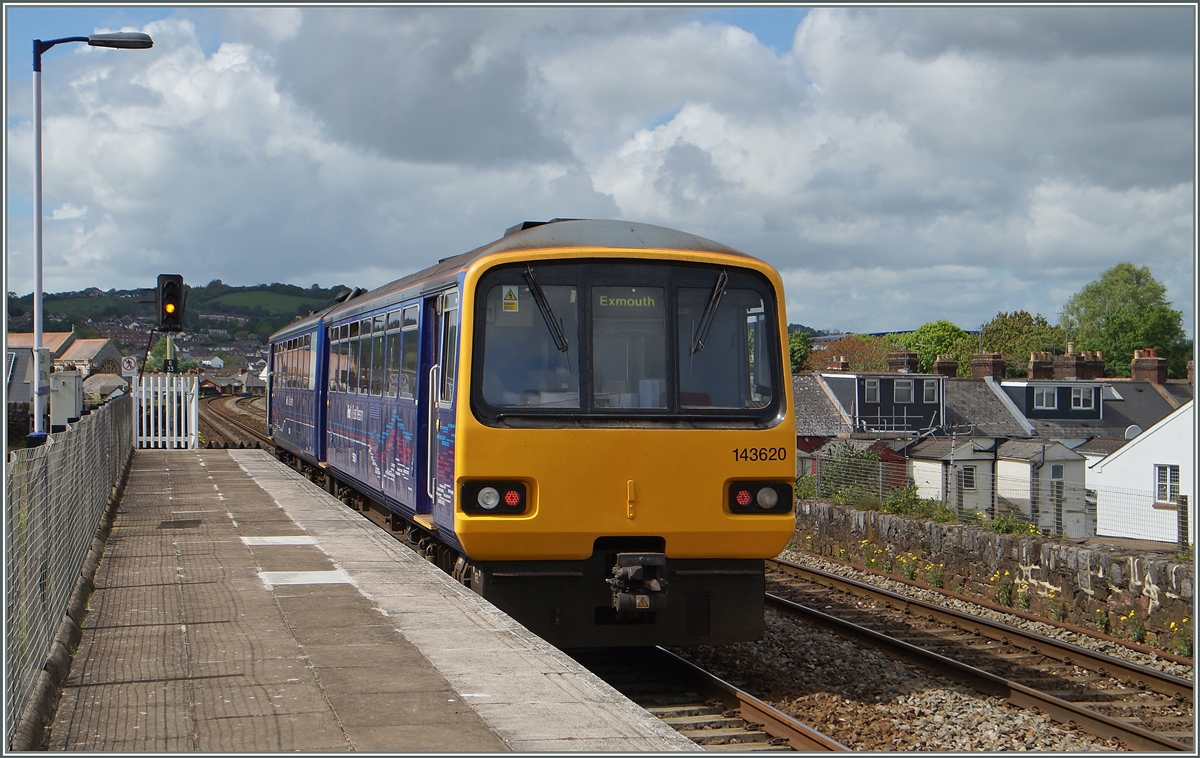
[4, 5, 1195, 337]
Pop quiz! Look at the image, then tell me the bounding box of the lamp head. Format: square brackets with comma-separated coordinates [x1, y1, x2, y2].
[87, 32, 153, 50]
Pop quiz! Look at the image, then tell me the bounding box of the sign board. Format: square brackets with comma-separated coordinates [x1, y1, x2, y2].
[121, 356, 138, 378]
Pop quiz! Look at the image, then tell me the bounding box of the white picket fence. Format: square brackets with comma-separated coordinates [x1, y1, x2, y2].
[132, 374, 198, 449]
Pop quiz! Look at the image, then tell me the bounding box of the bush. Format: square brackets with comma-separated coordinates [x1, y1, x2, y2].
[795, 473, 817, 500]
[990, 513, 1040, 535]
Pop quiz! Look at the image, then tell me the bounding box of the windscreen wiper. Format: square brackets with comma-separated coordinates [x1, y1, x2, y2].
[690, 270, 728, 355]
[523, 266, 569, 353]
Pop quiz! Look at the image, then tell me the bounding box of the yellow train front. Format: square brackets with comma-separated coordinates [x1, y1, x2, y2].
[451, 220, 795, 647]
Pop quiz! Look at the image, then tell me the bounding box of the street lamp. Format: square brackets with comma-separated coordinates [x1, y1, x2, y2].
[28, 32, 152, 446]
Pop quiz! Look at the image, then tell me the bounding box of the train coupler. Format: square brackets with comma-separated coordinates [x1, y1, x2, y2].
[607, 552, 669, 612]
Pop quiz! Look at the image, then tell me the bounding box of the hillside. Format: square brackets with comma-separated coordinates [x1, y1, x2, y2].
[7, 280, 354, 338]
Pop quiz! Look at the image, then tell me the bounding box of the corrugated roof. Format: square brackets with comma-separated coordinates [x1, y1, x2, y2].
[58, 338, 114, 361]
[6, 331, 74, 353]
[996, 439, 1083, 461]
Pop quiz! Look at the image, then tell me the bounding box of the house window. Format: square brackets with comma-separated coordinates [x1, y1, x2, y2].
[960, 465, 977, 490]
[1033, 386, 1056, 410]
[1156, 465, 1180, 503]
[923, 379, 938, 403]
[1050, 464, 1064, 479]
[894, 379, 913, 403]
[1071, 387, 1093, 409]
[864, 378, 879, 403]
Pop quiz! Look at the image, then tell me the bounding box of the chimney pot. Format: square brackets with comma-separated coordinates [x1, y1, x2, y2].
[932, 354, 959, 378]
[970, 352, 1005, 380]
[1130, 347, 1167, 385]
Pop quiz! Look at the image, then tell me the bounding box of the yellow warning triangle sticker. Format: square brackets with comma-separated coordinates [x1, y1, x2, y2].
[503, 288, 518, 301]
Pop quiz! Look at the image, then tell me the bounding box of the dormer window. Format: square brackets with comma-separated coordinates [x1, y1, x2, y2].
[894, 379, 914, 403]
[923, 379, 938, 403]
[1033, 386, 1056, 410]
[1071, 387, 1093, 410]
[864, 378, 879, 403]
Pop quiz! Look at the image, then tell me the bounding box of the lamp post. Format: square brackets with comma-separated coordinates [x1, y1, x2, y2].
[28, 31, 152, 446]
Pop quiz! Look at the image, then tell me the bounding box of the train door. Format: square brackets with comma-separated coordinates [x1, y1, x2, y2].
[415, 290, 459, 529]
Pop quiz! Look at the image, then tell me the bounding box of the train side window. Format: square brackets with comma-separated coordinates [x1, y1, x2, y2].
[359, 335, 372, 393]
[347, 338, 360, 393]
[371, 332, 385, 395]
[337, 340, 350, 392]
[400, 315, 418, 400]
[440, 293, 459, 404]
[388, 309, 402, 330]
[385, 332, 401, 396]
[349, 321, 359, 339]
[328, 336, 338, 392]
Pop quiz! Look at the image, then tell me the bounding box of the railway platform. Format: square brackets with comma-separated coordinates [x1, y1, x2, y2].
[48, 449, 693, 752]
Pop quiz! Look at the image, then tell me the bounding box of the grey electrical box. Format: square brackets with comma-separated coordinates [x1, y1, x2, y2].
[50, 371, 83, 428]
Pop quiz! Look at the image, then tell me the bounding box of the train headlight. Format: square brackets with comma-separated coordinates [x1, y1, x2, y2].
[756, 487, 779, 509]
[478, 487, 500, 510]
[729, 481, 792, 514]
[461, 481, 528, 515]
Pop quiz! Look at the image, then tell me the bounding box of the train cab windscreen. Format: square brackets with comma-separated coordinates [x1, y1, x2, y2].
[474, 261, 781, 424]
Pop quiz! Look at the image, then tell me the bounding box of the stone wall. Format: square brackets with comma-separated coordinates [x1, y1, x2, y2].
[795, 500, 1193, 648]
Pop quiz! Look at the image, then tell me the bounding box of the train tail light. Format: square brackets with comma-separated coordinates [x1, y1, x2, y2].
[729, 481, 792, 514]
[461, 481, 527, 515]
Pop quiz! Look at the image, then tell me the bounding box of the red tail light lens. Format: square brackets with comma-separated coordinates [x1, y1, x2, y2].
[504, 489, 521, 507]
[735, 489, 752, 507]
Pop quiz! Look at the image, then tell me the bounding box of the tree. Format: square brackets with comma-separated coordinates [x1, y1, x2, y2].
[886, 320, 970, 373]
[804, 334, 892, 373]
[980, 311, 1066, 377]
[148, 338, 199, 372]
[1059, 263, 1190, 378]
[788, 331, 812, 373]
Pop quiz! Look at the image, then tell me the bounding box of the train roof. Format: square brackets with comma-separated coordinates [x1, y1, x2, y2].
[271, 219, 749, 340]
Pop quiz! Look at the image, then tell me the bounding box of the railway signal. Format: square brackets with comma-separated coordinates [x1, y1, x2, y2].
[157, 274, 185, 331]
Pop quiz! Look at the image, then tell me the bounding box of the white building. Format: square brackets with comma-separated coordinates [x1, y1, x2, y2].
[1087, 401, 1194, 545]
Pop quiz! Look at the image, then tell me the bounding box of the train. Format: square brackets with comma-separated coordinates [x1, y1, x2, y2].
[267, 218, 796, 648]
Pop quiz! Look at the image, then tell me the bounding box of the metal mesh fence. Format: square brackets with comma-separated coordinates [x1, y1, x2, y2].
[4, 394, 133, 746]
[798, 447, 1191, 550]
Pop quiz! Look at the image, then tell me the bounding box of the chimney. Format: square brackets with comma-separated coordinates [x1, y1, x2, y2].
[1084, 350, 1105, 380]
[1130, 348, 1167, 385]
[970, 352, 1005, 381]
[887, 349, 918, 374]
[825, 355, 850, 372]
[1029, 351, 1054, 380]
[1053, 342, 1087, 380]
[1188, 360, 1194, 384]
[932, 354, 959, 378]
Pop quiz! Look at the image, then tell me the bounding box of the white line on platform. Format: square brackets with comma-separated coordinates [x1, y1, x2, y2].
[242, 536, 317, 546]
[258, 569, 351, 590]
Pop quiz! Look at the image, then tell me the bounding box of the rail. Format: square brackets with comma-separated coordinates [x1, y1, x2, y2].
[766, 558, 1191, 751]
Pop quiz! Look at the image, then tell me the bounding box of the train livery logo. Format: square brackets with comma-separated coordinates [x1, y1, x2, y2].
[502, 287, 519, 312]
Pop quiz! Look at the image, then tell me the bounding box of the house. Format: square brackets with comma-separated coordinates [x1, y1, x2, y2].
[82, 373, 128, 403]
[904, 436, 1088, 536]
[6, 331, 78, 404]
[816, 350, 947, 436]
[1086, 401, 1194, 546]
[54, 338, 125, 377]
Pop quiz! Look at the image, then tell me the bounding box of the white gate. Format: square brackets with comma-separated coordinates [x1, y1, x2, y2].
[132, 374, 199, 449]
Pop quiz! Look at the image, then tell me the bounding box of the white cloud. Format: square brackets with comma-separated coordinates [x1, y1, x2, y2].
[4, 6, 1193, 339]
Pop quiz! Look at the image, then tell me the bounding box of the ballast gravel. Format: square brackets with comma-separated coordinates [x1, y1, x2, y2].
[671, 549, 1193, 751]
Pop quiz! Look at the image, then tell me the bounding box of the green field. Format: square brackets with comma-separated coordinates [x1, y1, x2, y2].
[209, 292, 331, 313]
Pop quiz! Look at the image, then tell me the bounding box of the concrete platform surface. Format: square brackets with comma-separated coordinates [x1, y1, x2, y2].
[49, 449, 694, 752]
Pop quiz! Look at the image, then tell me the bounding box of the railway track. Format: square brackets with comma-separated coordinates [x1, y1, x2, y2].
[570, 646, 846, 751]
[199, 396, 272, 449]
[766, 557, 1193, 751]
